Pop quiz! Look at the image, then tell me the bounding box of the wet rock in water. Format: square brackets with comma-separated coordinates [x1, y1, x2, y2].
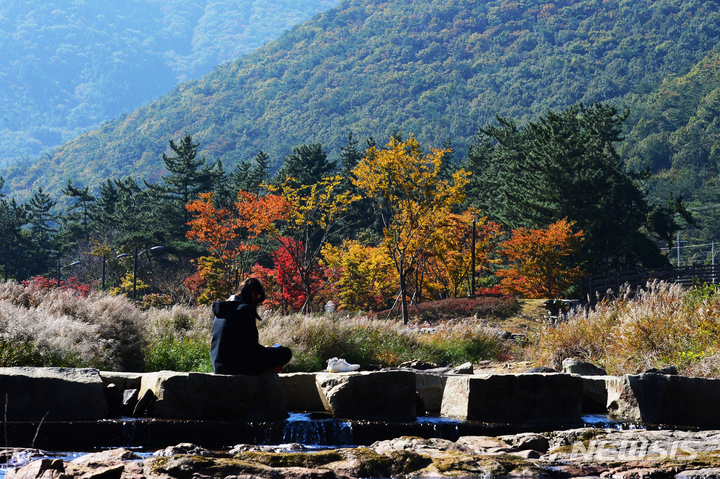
[153, 443, 213, 457]
[15, 430, 720, 479]
[5, 458, 65, 479]
[371, 437, 472, 457]
[71, 448, 141, 464]
[562, 357, 607, 376]
[496, 432, 550, 453]
[677, 468, 720, 479]
[456, 436, 511, 454]
[5, 450, 133, 479]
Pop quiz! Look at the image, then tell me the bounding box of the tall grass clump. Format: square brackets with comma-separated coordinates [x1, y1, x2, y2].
[0, 281, 145, 370]
[141, 305, 213, 372]
[258, 312, 509, 372]
[529, 281, 720, 376]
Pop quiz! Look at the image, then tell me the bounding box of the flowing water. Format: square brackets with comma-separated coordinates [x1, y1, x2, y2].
[0, 414, 641, 479]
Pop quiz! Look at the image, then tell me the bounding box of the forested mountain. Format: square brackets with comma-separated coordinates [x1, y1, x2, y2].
[0, 0, 341, 165]
[4, 0, 719, 203]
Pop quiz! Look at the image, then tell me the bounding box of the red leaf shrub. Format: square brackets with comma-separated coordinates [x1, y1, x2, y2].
[373, 295, 518, 321]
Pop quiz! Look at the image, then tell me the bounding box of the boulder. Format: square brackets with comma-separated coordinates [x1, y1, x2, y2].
[562, 358, 607, 376]
[415, 373, 447, 415]
[138, 371, 287, 420]
[606, 374, 720, 426]
[449, 362, 474, 375]
[315, 371, 416, 421]
[578, 375, 609, 414]
[440, 373, 582, 425]
[0, 367, 108, 421]
[279, 373, 326, 412]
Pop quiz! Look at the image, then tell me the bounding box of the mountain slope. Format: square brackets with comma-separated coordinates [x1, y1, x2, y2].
[3, 0, 720, 201]
[0, 0, 341, 164]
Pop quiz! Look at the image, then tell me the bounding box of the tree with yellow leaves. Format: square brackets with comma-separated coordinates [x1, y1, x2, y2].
[322, 240, 397, 311]
[265, 175, 357, 313]
[420, 210, 503, 298]
[352, 135, 470, 324]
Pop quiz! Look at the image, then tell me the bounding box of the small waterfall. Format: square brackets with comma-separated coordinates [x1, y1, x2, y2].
[277, 413, 354, 446]
[418, 416, 461, 441]
[122, 419, 138, 446]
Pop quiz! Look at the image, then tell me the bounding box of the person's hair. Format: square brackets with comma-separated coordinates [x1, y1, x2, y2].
[238, 277, 265, 306]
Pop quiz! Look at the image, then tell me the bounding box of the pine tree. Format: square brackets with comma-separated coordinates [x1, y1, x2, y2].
[62, 180, 96, 241]
[0, 198, 28, 281]
[466, 102, 683, 274]
[154, 134, 219, 233]
[274, 143, 336, 187]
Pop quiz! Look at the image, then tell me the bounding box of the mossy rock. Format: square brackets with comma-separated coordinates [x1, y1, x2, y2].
[233, 450, 344, 468]
[148, 455, 271, 478]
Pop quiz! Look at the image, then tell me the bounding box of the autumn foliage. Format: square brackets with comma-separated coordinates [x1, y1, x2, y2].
[185, 191, 287, 303]
[497, 219, 584, 298]
[179, 137, 588, 309]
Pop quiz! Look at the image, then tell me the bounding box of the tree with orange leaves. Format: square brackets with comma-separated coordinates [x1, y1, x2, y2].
[497, 219, 584, 299]
[185, 190, 287, 303]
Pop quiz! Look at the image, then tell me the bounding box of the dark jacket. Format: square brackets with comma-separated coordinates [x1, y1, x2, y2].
[210, 300, 291, 375]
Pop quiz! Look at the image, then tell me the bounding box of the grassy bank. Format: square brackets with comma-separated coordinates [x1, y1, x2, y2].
[0, 281, 515, 372]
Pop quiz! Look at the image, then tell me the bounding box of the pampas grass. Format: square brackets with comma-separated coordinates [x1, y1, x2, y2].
[258, 312, 509, 372]
[0, 282, 144, 370]
[528, 281, 720, 376]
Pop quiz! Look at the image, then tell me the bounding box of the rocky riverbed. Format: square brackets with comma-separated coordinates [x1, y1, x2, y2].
[5, 428, 720, 479]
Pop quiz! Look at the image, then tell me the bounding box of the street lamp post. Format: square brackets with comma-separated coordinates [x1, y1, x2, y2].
[57, 261, 82, 287]
[116, 246, 165, 301]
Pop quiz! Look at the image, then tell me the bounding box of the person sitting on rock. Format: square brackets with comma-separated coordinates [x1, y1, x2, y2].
[211, 278, 292, 374]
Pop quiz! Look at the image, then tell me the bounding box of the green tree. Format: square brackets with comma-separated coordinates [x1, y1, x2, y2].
[0, 198, 27, 281]
[155, 134, 219, 229]
[466, 102, 687, 274]
[274, 143, 336, 187]
[62, 180, 96, 241]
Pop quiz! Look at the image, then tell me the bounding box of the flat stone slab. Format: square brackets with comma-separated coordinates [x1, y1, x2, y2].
[278, 372, 325, 412]
[440, 373, 582, 425]
[0, 367, 107, 421]
[315, 370, 416, 421]
[416, 372, 447, 415]
[139, 371, 287, 420]
[607, 374, 720, 426]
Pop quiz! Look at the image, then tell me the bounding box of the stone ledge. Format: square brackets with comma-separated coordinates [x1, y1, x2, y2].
[278, 372, 326, 412]
[139, 370, 287, 420]
[440, 373, 583, 425]
[607, 374, 720, 426]
[316, 370, 416, 421]
[0, 367, 107, 421]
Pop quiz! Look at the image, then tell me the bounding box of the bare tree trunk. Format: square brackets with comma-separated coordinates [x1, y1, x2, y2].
[400, 268, 409, 325]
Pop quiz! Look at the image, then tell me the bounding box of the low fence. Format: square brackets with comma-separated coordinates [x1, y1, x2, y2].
[579, 264, 720, 301]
